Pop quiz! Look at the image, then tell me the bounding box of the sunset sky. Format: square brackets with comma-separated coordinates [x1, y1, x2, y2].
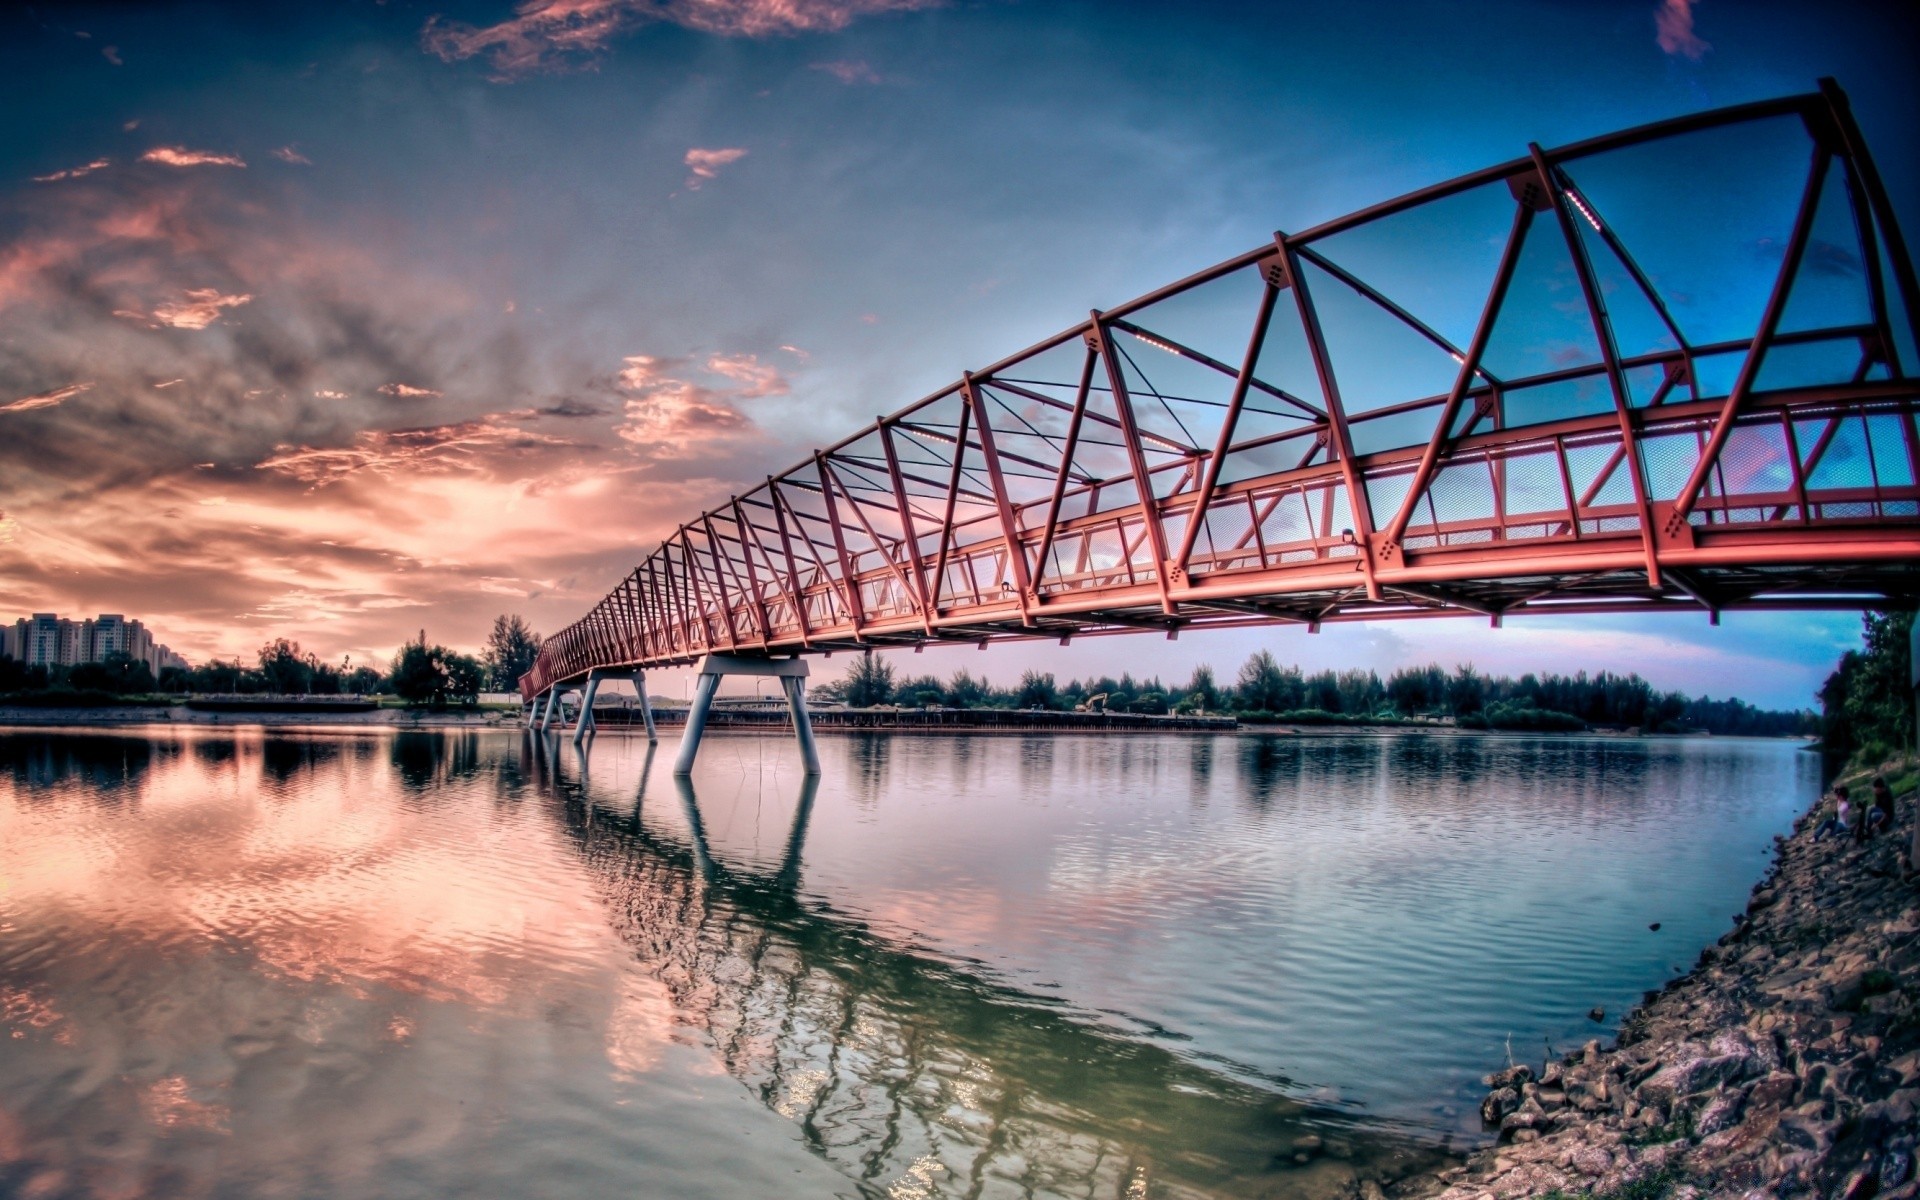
[1, 0, 1914, 707]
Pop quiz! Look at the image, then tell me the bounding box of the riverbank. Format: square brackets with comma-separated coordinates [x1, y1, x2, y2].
[1401, 778, 1918, 1200]
[0, 704, 518, 728]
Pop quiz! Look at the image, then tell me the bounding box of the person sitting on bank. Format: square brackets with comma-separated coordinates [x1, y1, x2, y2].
[1867, 775, 1895, 838]
[1812, 786, 1850, 841]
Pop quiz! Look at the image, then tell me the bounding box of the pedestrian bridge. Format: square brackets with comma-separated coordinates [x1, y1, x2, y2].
[522, 80, 1920, 771]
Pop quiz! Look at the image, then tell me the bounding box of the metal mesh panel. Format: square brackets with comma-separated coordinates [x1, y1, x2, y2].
[1496, 450, 1570, 521]
[1259, 491, 1316, 552]
[1716, 422, 1794, 499]
[1639, 431, 1703, 501]
[1425, 462, 1496, 527]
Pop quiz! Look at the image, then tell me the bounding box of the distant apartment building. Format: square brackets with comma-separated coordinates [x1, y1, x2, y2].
[2, 613, 187, 675]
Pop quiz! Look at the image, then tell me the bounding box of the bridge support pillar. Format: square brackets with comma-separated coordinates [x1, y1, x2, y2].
[569, 668, 658, 747]
[538, 687, 561, 732]
[673, 654, 817, 776]
[572, 673, 602, 746]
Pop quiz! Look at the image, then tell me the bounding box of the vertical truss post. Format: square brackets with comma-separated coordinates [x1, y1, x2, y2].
[1820, 79, 1920, 376]
[814, 454, 868, 637]
[1086, 314, 1177, 614]
[928, 396, 974, 615]
[960, 374, 1036, 623]
[877, 421, 937, 634]
[1170, 269, 1283, 578]
[767, 480, 815, 646]
[1279, 236, 1382, 600]
[731, 500, 777, 651]
[1670, 146, 1831, 523]
[700, 517, 744, 649]
[1380, 199, 1534, 557]
[1027, 346, 1099, 599]
[1529, 145, 1665, 585]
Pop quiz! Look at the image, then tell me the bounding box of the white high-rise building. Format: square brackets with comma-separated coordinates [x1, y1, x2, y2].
[4, 613, 187, 674]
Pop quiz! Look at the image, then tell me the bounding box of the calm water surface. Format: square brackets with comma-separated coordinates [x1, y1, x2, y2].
[0, 727, 1815, 1199]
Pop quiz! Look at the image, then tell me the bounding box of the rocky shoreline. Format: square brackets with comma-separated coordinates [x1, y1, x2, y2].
[1399, 783, 1917, 1200]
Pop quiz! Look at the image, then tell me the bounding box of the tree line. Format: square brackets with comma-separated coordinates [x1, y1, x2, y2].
[812, 649, 1813, 736]
[1817, 609, 1914, 768]
[2, 606, 1823, 735]
[0, 615, 544, 709]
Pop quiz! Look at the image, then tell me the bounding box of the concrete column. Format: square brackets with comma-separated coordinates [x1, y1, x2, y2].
[539, 687, 560, 732]
[572, 673, 602, 746]
[671, 654, 814, 775]
[674, 672, 722, 775]
[782, 675, 821, 775]
[635, 673, 659, 743]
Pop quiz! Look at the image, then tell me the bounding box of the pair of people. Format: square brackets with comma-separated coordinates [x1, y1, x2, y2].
[1813, 777, 1899, 843]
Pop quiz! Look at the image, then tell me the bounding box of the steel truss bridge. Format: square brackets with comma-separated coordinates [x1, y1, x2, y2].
[523, 80, 1920, 704]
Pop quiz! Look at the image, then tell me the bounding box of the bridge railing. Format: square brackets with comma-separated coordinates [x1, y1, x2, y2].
[524, 80, 1919, 700]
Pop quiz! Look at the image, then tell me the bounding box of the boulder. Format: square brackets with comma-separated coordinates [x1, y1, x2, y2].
[1480, 1087, 1520, 1126]
[1637, 1052, 1753, 1107]
[1482, 1065, 1533, 1090]
[1694, 1088, 1746, 1136]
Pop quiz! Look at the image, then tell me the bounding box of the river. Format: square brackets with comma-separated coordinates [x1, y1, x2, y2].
[0, 726, 1816, 1199]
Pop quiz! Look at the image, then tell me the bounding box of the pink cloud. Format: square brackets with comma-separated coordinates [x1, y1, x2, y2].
[1654, 0, 1710, 60]
[1, 383, 92, 415]
[379, 383, 443, 398]
[613, 354, 754, 448]
[257, 414, 572, 487]
[683, 146, 747, 190]
[140, 147, 247, 169]
[704, 352, 788, 397]
[151, 289, 253, 330]
[271, 146, 313, 166]
[422, 0, 936, 79]
[102, 46, 123, 66]
[32, 159, 111, 184]
[810, 58, 882, 85]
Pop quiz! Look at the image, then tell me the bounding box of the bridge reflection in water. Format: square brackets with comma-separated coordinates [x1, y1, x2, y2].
[524, 735, 1451, 1199]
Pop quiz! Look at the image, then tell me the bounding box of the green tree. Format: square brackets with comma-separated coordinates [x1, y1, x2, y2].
[389, 632, 481, 708]
[946, 669, 988, 709]
[1180, 664, 1221, 713]
[842, 653, 895, 707]
[482, 614, 543, 691]
[1820, 610, 1915, 766]
[1016, 669, 1059, 709]
[258, 639, 316, 694]
[1448, 664, 1486, 717]
[1236, 650, 1300, 712]
[389, 638, 449, 706]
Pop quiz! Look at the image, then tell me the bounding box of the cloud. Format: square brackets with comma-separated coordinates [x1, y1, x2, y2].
[422, 0, 936, 80]
[271, 146, 313, 166]
[140, 147, 247, 169]
[1, 383, 92, 415]
[378, 383, 443, 398]
[1654, 0, 1710, 60]
[315, 389, 350, 400]
[684, 147, 747, 190]
[32, 159, 111, 184]
[102, 46, 122, 66]
[152, 289, 253, 330]
[811, 58, 883, 85]
[778, 344, 810, 362]
[612, 354, 754, 449]
[257, 413, 574, 487]
[704, 352, 788, 397]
